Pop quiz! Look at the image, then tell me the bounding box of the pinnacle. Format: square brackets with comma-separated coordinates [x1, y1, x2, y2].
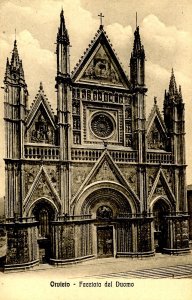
[60, 7, 64, 17]
[57, 9, 69, 45]
[169, 68, 178, 95]
[132, 26, 144, 57]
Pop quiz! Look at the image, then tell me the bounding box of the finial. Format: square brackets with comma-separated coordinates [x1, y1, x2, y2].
[154, 96, 157, 105]
[98, 12, 104, 29]
[60, 7, 64, 16]
[39, 82, 43, 90]
[136, 12, 137, 28]
[15, 28, 17, 41]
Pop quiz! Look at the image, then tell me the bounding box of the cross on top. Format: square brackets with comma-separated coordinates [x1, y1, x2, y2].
[98, 12, 104, 26]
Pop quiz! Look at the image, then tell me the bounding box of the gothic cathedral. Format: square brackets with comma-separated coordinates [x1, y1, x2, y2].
[2, 11, 190, 270]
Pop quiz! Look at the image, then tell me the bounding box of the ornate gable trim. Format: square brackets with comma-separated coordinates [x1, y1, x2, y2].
[148, 168, 176, 205]
[146, 101, 167, 136]
[71, 28, 130, 89]
[71, 149, 139, 205]
[23, 166, 61, 213]
[26, 83, 56, 130]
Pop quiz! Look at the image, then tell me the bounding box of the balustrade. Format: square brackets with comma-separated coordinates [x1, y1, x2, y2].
[71, 148, 137, 162]
[147, 151, 173, 164]
[24, 145, 60, 160]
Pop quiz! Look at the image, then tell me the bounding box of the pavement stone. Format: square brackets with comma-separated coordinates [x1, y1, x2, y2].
[2, 252, 192, 278]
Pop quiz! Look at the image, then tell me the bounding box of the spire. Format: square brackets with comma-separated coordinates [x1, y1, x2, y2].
[130, 26, 145, 86]
[57, 9, 69, 45]
[10, 40, 20, 69]
[132, 26, 145, 58]
[169, 68, 178, 96]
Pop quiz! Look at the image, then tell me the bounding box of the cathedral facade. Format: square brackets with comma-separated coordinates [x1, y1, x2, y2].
[2, 11, 190, 270]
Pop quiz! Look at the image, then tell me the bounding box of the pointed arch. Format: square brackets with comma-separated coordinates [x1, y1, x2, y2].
[71, 149, 140, 207]
[72, 181, 139, 216]
[23, 166, 61, 216]
[148, 168, 176, 207]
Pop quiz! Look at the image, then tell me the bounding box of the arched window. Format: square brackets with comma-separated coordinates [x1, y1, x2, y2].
[33, 203, 54, 238]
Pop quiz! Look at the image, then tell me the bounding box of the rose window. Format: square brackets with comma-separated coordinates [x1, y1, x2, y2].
[91, 114, 114, 138]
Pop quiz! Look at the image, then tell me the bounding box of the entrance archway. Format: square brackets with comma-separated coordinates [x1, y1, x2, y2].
[74, 185, 135, 258]
[152, 198, 171, 253]
[32, 200, 56, 263]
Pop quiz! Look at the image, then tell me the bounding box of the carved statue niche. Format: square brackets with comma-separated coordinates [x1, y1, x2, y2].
[148, 120, 166, 150]
[30, 112, 55, 144]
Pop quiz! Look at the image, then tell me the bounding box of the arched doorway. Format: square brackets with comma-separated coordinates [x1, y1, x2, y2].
[96, 206, 114, 257]
[153, 199, 170, 253]
[75, 185, 135, 258]
[32, 200, 55, 263]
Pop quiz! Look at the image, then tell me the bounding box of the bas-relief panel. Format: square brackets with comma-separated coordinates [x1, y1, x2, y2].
[147, 167, 174, 196]
[117, 165, 138, 194]
[147, 119, 166, 150]
[89, 161, 119, 184]
[26, 105, 55, 144]
[147, 168, 159, 196]
[71, 163, 94, 197]
[24, 164, 60, 197]
[80, 44, 124, 86]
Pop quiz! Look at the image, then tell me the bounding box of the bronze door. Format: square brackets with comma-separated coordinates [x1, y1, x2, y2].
[97, 226, 113, 257]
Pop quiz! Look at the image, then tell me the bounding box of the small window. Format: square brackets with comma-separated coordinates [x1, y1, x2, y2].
[73, 133, 81, 144]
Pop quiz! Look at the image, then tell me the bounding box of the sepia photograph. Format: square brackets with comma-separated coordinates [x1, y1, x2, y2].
[0, 0, 192, 299]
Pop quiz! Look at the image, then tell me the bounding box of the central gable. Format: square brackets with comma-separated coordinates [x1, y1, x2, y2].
[78, 44, 124, 87]
[71, 28, 130, 88]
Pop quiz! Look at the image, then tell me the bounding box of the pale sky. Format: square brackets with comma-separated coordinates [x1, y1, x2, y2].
[0, 0, 192, 197]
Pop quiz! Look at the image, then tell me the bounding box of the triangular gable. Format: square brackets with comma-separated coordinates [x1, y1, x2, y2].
[26, 83, 56, 130]
[147, 101, 167, 135]
[25, 83, 56, 144]
[89, 159, 120, 184]
[71, 149, 139, 204]
[147, 102, 168, 150]
[71, 28, 130, 88]
[148, 168, 175, 205]
[23, 166, 61, 212]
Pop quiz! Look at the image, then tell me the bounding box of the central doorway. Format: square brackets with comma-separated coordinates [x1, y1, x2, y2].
[97, 226, 114, 257]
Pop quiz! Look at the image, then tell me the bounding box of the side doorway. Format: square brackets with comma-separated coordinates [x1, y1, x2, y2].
[153, 200, 170, 253]
[32, 201, 55, 264]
